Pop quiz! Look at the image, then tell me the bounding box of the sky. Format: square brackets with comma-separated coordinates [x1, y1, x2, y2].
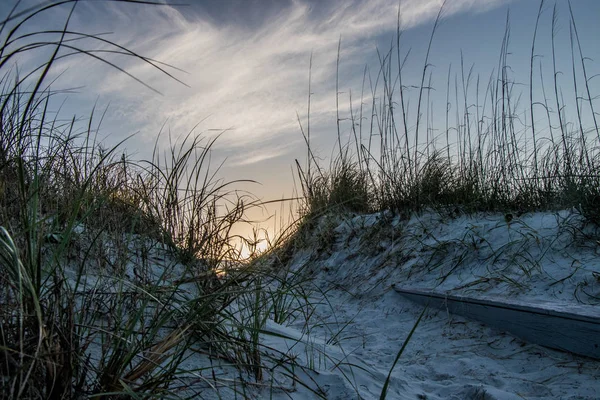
[2, 0, 600, 251]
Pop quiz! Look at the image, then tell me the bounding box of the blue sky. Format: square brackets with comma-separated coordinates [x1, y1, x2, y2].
[3, 0, 600, 243]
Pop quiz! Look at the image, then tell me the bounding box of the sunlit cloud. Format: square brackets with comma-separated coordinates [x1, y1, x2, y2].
[36, 0, 514, 164]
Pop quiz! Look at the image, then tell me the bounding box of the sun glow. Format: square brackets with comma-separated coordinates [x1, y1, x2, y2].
[238, 236, 271, 260]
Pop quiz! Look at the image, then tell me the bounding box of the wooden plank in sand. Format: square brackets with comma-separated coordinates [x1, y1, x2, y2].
[393, 285, 600, 360]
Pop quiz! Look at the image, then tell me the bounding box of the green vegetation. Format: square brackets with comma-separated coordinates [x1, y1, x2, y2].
[296, 0, 600, 227]
[0, 2, 320, 398]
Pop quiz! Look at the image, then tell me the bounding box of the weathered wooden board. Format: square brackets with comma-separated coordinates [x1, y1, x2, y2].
[393, 285, 600, 360]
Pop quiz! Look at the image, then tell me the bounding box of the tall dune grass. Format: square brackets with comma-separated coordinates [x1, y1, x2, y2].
[0, 2, 314, 398]
[296, 0, 600, 227]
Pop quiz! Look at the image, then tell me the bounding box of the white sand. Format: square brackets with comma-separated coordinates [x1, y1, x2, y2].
[67, 209, 600, 398]
[257, 209, 600, 399]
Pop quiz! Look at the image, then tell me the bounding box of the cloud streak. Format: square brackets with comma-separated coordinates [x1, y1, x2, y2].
[38, 0, 513, 164]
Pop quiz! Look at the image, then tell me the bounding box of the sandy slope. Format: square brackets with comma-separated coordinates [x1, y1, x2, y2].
[63, 209, 599, 398]
[258, 209, 600, 399]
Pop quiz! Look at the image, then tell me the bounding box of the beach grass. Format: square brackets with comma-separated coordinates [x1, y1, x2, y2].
[295, 0, 600, 227]
[0, 1, 317, 398]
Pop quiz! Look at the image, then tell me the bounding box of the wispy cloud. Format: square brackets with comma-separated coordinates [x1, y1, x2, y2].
[40, 0, 512, 163]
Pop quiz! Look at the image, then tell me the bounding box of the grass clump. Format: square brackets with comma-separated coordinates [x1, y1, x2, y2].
[295, 0, 600, 227]
[296, 150, 372, 218]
